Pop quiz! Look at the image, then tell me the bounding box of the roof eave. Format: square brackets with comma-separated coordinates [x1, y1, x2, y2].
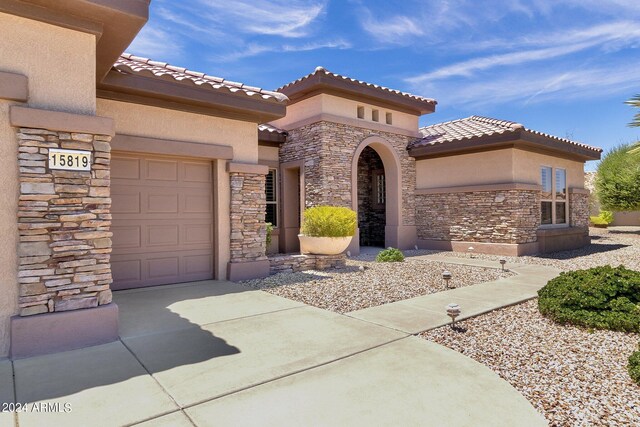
[409, 131, 602, 161]
[98, 70, 287, 123]
[1, 0, 150, 82]
[280, 73, 436, 115]
[258, 129, 287, 144]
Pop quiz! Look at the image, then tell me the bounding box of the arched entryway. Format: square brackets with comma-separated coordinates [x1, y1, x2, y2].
[350, 136, 403, 255]
[357, 147, 386, 247]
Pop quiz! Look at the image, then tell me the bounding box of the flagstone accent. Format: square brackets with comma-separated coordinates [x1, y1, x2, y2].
[416, 189, 541, 244]
[16, 128, 112, 316]
[229, 172, 268, 262]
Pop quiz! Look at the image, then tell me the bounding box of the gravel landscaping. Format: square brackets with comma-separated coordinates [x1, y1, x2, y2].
[242, 258, 514, 314]
[421, 300, 640, 427]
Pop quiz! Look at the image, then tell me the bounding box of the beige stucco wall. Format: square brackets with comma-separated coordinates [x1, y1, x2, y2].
[270, 93, 419, 134]
[0, 12, 96, 114]
[416, 146, 586, 190]
[512, 148, 585, 189]
[416, 149, 514, 189]
[258, 145, 279, 162]
[0, 101, 19, 357]
[97, 99, 258, 163]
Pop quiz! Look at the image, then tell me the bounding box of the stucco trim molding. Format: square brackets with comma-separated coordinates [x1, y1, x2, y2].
[280, 113, 421, 138]
[416, 182, 542, 195]
[568, 187, 590, 195]
[10, 106, 115, 136]
[418, 239, 540, 257]
[0, 71, 28, 102]
[111, 134, 233, 159]
[227, 162, 269, 175]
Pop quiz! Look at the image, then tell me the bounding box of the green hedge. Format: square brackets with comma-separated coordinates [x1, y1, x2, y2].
[629, 345, 640, 385]
[300, 206, 357, 237]
[537, 265, 640, 332]
[375, 247, 405, 262]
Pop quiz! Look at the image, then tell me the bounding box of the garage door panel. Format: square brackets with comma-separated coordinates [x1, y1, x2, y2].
[112, 225, 142, 250]
[146, 159, 178, 181]
[112, 156, 141, 180]
[111, 191, 141, 214]
[183, 162, 212, 183]
[147, 193, 179, 214]
[111, 152, 215, 290]
[148, 224, 179, 247]
[111, 259, 142, 284]
[184, 224, 213, 245]
[184, 254, 213, 276]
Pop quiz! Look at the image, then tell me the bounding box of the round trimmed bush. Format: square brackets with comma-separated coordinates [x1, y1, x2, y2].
[538, 265, 640, 332]
[300, 206, 357, 237]
[375, 247, 405, 262]
[629, 345, 640, 385]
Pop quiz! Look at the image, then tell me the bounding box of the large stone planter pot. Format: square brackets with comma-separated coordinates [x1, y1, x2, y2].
[298, 234, 353, 255]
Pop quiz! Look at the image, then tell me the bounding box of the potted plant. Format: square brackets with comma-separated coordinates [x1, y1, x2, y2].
[298, 206, 357, 255]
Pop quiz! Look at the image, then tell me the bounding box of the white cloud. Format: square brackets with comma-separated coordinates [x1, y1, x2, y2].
[359, 13, 425, 44]
[414, 61, 640, 108]
[127, 26, 181, 59]
[217, 39, 351, 62]
[407, 21, 640, 84]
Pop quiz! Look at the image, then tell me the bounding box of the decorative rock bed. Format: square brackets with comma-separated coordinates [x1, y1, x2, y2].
[244, 257, 514, 314]
[421, 300, 640, 427]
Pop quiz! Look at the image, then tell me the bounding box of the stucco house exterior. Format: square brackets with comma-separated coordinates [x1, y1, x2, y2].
[0, 0, 601, 358]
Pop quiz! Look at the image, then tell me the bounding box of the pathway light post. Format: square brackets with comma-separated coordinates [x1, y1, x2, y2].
[442, 270, 452, 289]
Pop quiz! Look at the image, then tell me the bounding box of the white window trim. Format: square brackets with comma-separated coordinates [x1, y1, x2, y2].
[539, 165, 570, 229]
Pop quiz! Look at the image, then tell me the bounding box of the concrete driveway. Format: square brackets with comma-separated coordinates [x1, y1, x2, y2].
[2, 280, 547, 427]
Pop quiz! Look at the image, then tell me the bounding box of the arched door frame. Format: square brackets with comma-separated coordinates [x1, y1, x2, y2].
[350, 136, 403, 252]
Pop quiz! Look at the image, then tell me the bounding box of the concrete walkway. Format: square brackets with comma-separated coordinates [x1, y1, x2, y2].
[0, 261, 553, 427]
[349, 255, 560, 334]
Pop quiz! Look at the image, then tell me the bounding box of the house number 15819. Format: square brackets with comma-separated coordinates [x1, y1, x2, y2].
[48, 149, 92, 171]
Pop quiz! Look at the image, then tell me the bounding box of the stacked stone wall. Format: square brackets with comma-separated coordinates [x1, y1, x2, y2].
[570, 191, 590, 231]
[16, 128, 112, 316]
[416, 190, 540, 244]
[230, 172, 267, 262]
[268, 253, 346, 274]
[280, 121, 416, 226]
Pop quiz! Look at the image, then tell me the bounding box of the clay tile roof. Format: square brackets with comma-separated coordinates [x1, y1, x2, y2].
[258, 123, 287, 135]
[115, 53, 289, 103]
[411, 115, 602, 156]
[277, 66, 436, 114]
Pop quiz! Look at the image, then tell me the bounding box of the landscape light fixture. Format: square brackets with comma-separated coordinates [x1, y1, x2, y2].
[442, 270, 452, 289]
[446, 303, 461, 328]
[467, 246, 475, 258]
[499, 258, 507, 271]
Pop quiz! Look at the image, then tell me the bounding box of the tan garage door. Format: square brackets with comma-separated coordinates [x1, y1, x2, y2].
[110, 153, 214, 290]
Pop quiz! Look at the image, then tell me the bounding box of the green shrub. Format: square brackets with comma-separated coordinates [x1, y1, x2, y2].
[375, 247, 405, 262]
[538, 265, 640, 332]
[300, 206, 357, 237]
[266, 222, 273, 246]
[629, 345, 640, 385]
[596, 143, 640, 212]
[590, 211, 614, 225]
[600, 210, 614, 223]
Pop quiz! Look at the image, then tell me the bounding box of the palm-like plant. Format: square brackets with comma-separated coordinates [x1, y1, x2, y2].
[626, 94, 640, 154]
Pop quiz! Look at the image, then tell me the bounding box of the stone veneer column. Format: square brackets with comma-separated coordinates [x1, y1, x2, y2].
[569, 189, 590, 230]
[227, 163, 270, 281]
[16, 128, 112, 316]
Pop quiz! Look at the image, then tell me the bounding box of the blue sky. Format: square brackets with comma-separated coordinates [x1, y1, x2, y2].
[127, 0, 640, 170]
